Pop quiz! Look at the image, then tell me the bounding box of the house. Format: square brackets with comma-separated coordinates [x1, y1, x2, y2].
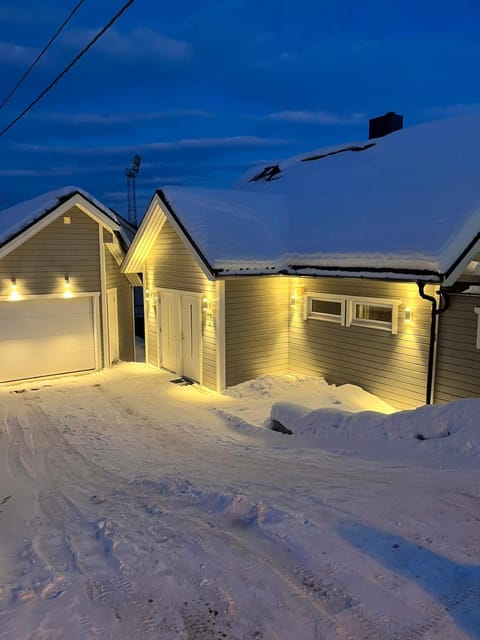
[122, 115, 480, 409]
[0, 187, 140, 383]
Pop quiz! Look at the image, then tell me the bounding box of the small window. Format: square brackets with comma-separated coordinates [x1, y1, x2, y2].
[307, 296, 344, 324]
[348, 298, 399, 334]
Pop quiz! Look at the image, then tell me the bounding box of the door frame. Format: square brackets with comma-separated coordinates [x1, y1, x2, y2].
[107, 287, 120, 365]
[156, 288, 203, 384]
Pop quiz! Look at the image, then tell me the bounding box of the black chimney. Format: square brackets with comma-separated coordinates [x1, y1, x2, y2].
[368, 112, 403, 140]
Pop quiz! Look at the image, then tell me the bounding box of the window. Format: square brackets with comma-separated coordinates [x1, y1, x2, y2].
[475, 308, 480, 349]
[306, 294, 400, 334]
[348, 298, 399, 334]
[307, 295, 345, 324]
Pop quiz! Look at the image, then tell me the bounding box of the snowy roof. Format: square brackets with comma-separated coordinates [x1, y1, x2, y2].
[0, 186, 120, 248]
[145, 116, 480, 281]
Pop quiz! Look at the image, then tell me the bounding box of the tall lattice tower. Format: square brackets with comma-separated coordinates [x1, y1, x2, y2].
[125, 154, 142, 226]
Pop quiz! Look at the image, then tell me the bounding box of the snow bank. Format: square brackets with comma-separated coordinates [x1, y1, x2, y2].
[271, 398, 480, 464]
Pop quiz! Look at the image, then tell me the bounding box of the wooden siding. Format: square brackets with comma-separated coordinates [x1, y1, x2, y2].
[435, 294, 480, 402]
[225, 276, 289, 386]
[288, 278, 434, 409]
[0, 206, 101, 296]
[143, 219, 216, 389]
[105, 249, 134, 361]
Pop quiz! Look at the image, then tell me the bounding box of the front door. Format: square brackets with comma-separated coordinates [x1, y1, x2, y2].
[159, 290, 201, 382]
[180, 294, 201, 381]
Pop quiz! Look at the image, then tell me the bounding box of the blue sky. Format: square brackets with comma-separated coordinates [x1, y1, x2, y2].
[0, 0, 479, 217]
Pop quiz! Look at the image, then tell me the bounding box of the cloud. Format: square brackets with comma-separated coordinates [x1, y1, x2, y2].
[61, 27, 192, 62]
[421, 103, 480, 120]
[0, 40, 39, 66]
[41, 109, 214, 125]
[14, 136, 295, 156]
[265, 110, 366, 125]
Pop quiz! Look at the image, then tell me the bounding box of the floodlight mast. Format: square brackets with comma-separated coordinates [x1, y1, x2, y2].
[125, 153, 141, 226]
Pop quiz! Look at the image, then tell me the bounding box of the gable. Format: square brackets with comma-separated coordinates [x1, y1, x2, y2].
[0, 205, 101, 297]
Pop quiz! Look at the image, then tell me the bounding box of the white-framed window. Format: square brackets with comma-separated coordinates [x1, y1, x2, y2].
[305, 294, 400, 334]
[347, 297, 400, 334]
[306, 295, 345, 324]
[475, 308, 480, 349]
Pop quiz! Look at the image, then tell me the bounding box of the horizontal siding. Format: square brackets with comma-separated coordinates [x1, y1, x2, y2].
[225, 276, 289, 387]
[105, 249, 134, 361]
[288, 278, 433, 409]
[144, 220, 216, 389]
[435, 294, 480, 402]
[0, 206, 101, 296]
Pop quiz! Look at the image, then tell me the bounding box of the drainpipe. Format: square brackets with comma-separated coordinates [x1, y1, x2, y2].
[417, 282, 450, 405]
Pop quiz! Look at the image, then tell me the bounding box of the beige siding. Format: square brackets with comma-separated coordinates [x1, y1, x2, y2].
[105, 249, 134, 361]
[225, 276, 289, 386]
[435, 294, 480, 402]
[0, 206, 101, 296]
[288, 278, 433, 409]
[144, 219, 216, 389]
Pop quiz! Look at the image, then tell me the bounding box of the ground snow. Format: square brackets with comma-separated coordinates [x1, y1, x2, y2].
[1, 364, 479, 639]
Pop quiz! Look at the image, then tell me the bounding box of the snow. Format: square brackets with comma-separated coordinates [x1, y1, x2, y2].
[1, 364, 480, 639]
[160, 115, 480, 277]
[0, 186, 119, 246]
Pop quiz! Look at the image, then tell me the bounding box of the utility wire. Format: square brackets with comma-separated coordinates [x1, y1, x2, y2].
[0, 0, 86, 112]
[0, 0, 136, 138]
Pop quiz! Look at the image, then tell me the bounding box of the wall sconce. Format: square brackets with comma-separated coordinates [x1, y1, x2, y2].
[404, 306, 412, 322]
[202, 296, 209, 312]
[9, 277, 20, 301]
[64, 275, 73, 298]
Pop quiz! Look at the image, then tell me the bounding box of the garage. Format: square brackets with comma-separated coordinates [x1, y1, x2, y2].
[0, 296, 98, 383]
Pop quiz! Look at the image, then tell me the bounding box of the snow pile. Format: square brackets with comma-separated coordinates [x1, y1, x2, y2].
[271, 398, 480, 464]
[218, 374, 394, 429]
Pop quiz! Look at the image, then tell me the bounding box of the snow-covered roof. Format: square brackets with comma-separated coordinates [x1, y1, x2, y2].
[0, 186, 120, 247]
[133, 115, 480, 282]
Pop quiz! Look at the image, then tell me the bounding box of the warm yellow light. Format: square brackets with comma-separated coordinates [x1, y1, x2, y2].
[64, 275, 73, 298]
[404, 306, 412, 322]
[9, 278, 20, 301]
[202, 296, 209, 312]
[290, 294, 298, 307]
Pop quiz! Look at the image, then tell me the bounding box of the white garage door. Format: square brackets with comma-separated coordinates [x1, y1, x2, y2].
[0, 297, 97, 383]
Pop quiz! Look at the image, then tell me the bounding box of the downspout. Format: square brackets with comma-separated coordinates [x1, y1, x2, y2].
[417, 282, 450, 405]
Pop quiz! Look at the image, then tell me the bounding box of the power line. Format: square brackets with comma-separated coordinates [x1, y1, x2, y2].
[0, 0, 136, 139]
[0, 0, 86, 112]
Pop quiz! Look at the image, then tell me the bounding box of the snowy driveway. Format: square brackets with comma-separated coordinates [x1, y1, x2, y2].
[1, 363, 479, 639]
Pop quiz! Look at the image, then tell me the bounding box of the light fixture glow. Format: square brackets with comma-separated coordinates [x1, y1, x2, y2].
[64, 275, 73, 298]
[202, 296, 209, 312]
[404, 306, 412, 322]
[9, 277, 20, 301]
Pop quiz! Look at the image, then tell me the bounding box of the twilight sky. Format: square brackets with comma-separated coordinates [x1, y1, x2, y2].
[0, 0, 479, 218]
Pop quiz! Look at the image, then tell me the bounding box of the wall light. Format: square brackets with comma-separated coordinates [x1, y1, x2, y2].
[404, 306, 412, 322]
[202, 296, 209, 312]
[9, 277, 20, 301]
[64, 275, 73, 298]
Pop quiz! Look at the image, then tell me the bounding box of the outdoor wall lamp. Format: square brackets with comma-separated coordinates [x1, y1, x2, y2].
[9, 277, 20, 301]
[64, 275, 73, 298]
[404, 306, 412, 322]
[202, 296, 209, 312]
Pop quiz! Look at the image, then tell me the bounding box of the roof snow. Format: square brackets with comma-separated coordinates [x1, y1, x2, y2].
[159, 115, 480, 278]
[0, 186, 119, 247]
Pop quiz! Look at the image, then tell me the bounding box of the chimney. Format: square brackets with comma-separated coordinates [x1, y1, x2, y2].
[368, 112, 404, 140]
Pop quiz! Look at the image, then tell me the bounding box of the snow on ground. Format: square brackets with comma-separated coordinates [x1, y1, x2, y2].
[1, 364, 479, 639]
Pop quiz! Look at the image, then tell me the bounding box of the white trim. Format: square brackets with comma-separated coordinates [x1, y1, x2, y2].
[99, 226, 109, 368]
[475, 307, 480, 349]
[306, 294, 345, 324]
[107, 287, 119, 365]
[443, 238, 480, 288]
[347, 297, 401, 335]
[156, 197, 215, 281]
[0, 193, 119, 261]
[121, 199, 166, 273]
[93, 295, 102, 371]
[216, 280, 226, 392]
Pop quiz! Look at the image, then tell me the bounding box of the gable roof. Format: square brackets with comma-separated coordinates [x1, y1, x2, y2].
[125, 115, 480, 284]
